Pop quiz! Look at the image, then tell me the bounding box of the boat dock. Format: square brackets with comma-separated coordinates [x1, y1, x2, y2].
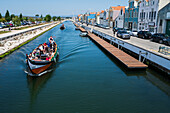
[74, 23, 86, 32]
[88, 32, 148, 69]
[74, 23, 147, 69]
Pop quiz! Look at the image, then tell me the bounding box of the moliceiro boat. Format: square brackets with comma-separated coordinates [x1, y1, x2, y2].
[26, 38, 59, 76]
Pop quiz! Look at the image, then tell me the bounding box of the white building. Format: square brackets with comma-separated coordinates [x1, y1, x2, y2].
[157, 1, 170, 36]
[100, 10, 104, 25]
[138, 0, 159, 33]
[95, 12, 100, 24]
[109, 6, 125, 28]
[100, 9, 109, 26]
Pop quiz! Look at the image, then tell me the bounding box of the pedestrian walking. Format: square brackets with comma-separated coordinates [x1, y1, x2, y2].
[113, 28, 116, 36]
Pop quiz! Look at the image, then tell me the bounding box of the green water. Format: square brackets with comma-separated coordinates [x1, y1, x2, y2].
[0, 21, 170, 113]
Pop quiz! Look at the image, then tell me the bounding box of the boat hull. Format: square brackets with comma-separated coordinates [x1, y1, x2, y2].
[26, 50, 59, 76]
[27, 59, 53, 75]
[60, 27, 65, 30]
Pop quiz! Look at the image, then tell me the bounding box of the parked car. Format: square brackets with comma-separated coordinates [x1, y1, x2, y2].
[117, 30, 130, 39]
[163, 37, 170, 46]
[137, 31, 152, 39]
[116, 28, 124, 32]
[125, 29, 131, 33]
[0, 25, 2, 29]
[129, 30, 138, 36]
[151, 33, 170, 45]
[103, 25, 110, 29]
[1, 23, 7, 28]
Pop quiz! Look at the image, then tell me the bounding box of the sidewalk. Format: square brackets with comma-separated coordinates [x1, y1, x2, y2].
[0, 22, 57, 41]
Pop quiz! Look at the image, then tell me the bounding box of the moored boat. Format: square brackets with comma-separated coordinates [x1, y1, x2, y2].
[26, 40, 59, 76]
[75, 27, 80, 30]
[80, 31, 88, 37]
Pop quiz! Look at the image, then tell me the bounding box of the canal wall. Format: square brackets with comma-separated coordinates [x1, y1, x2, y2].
[75, 23, 170, 75]
[0, 21, 61, 59]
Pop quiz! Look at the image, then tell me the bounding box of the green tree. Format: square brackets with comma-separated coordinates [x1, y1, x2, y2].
[0, 13, 2, 18]
[23, 17, 28, 21]
[0, 18, 6, 22]
[11, 14, 15, 20]
[29, 17, 35, 22]
[52, 16, 57, 21]
[40, 14, 43, 19]
[57, 16, 61, 21]
[19, 13, 23, 21]
[35, 14, 39, 18]
[12, 16, 21, 26]
[5, 10, 11, 22]
[45, 14, 51, 22]
[36, 18, 42, 22]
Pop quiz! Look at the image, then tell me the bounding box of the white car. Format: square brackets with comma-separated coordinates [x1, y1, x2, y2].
[129, 30, 138, 37]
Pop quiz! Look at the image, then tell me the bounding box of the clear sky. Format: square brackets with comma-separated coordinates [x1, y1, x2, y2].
[0, 0, 128, 16]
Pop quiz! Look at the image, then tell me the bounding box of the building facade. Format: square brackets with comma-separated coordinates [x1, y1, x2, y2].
[109, 6, 125, 28]
[124, 0, 139, 30]
[95, 12, 100, 24]
[138, 0, 159, 33]
[157, 1, 170, 36]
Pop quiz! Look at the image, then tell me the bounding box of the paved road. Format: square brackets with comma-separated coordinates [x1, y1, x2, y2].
[0, 22, 58, 40]
[82, 23, 170, 58]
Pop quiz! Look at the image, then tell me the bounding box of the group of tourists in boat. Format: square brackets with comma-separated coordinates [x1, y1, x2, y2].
[26, 36, 59, 76]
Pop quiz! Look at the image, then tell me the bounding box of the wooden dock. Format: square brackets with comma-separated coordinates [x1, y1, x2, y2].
[87, 32, 148, 69]
[74, 23, 147, 69]
[73, 23, 86, 32]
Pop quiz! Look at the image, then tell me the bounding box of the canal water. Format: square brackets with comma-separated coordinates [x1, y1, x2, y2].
[0, 21, 170, 113]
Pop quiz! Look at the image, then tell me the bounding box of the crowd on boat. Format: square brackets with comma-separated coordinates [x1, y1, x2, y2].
[28, 36, 57, 61]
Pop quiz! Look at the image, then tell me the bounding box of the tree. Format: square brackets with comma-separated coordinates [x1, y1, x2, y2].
[36, 18, 42, 22]
[5, 10, 11, 22]
[0, 13, 2, 19]
[35, 14, 39, 18]
[11, 14, 15, 20]
[45, 14, 51, 22]
[40, 14, 43, 19]
[52, 16, 57, 21]
[0, 18, 6, 22]
[19, 13, 23, 21]
[57, 16, 61, 21]
[12, 16, 21, 26]
[29, 17, 35, 22]
[23, 17, 28, 21]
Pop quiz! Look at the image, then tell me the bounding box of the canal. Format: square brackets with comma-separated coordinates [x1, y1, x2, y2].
[0, 21, 170, 113]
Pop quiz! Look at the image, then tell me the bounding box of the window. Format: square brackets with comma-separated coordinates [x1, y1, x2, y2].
[154, 11, 156, 19]
[134, 22, 137, 29]
[149, 12, 151, 19]
[121, 9, 123, 15]
[159, 20, 162, 26]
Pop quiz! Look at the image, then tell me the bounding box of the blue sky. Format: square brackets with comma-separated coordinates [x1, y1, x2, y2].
[0, 0, 128, 16]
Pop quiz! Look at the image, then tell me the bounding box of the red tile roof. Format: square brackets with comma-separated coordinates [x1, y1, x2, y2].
[111, 6, 125, 13]
[90, 12, 96, 14]
[101, 10, 104, 13]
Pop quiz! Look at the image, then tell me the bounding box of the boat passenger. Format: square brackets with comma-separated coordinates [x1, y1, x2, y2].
[49, 36, 53, 42]
[43, 42, 49, 54]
